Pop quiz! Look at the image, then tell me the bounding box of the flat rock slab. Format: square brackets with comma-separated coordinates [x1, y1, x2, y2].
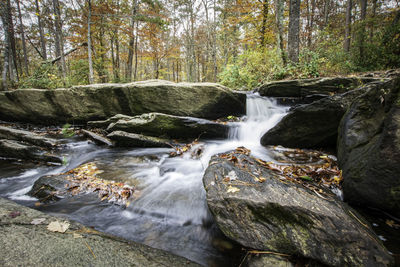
[261, 80, 392, 149]
[256, 77, 382, 98]
[0, 125, 58, 147]
[0, 198, 200, 267]
[106, 112, 229, 140]
[0, 139, 62, 164]
[203, 150, 393, 266]
[107, 131, 171, 147]
[82, 129, 112, 146]
[0, 80, 246, 124]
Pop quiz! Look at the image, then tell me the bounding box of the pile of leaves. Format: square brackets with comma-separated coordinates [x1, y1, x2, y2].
[220, 147, 343, 199]
[63, 162, 135, 206]
[170, 139, 205, 159]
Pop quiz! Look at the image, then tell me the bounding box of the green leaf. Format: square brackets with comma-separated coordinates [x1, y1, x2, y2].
[299, 175, 313, 181]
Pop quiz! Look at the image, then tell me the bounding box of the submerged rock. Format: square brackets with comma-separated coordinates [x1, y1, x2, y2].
[106, 113, 229, 140]
[0, 80, 246, 124]
[0, 139, 62, 164]
[203, 150, 393, 266]
[107, 131, 171, 148]
[338, 76, 400, 217]
[0, 125, 58, 147]
[261, 80, 392, 149]
[256, 77, 381, 98]
[0, 198, 200, 266]
[29, 174, 69, 202]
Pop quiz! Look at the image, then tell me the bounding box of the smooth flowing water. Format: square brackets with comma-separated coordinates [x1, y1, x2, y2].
[0, 94, 289, 266]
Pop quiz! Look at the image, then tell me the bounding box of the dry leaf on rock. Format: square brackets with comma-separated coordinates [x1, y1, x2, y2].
[31, 218, 46, 225]
[227, 186, 240, 193]
[47, 221, 70, 233]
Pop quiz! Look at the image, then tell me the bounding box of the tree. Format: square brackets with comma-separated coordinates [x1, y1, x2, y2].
[344, 0, 352, 52]
[87, 0, 94, 84]
[16, 0, 29, 75]
[288, 0, 300, 63]
[35, 0, 47, 60]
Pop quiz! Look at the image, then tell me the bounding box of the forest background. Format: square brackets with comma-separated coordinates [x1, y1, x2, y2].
[0, 0, 399, 91]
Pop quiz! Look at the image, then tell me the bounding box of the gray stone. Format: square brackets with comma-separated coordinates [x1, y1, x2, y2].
[256, 77, 382, 98]
[0, 80, 246, 124]
[82, 129, 112, 146]
[261, 80, 391, 149]
[0, 198, 200, 267]
[0, 125, 58, 147]
[203, 151, 393, 267]
[87, 114, 132, 128]
[107, 131, 171, 148]
[107, 113, 229, 140]
[338, 76, 400, 217]
[0, 139, 62, 164]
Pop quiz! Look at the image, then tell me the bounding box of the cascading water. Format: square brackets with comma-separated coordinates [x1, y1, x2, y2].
[0, 93, 288, 266]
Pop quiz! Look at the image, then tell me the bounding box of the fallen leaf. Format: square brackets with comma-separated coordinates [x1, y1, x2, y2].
[47, 221, 70, 233]
[258, 177, 266, 183]
[227, 186, 240, 193]
[8, 211, 21, 218]
[31, 218, 46, 225]
[73, 233, 83, 238]
[299, 175, 313, 181]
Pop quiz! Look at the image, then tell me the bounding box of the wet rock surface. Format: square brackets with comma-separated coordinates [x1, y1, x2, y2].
[0, 198, 200, 267]
[261, 80, 393, 149]
[0, 80, 246, 124]
[0, 125, 58, 147]
[338, 76, 400, 217]
[82, 129, 112, 146]
[203, 149, 393, 266]
[106, 112, 229, 140]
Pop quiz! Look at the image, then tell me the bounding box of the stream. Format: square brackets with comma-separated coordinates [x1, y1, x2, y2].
[1, 94, 398, 265]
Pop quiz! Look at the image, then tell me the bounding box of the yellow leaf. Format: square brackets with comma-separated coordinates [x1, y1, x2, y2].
[47, 221, 70, 233]
[227, 186, 240, 193]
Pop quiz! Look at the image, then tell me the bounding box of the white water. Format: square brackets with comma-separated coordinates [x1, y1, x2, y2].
[0, 94, 289, 266]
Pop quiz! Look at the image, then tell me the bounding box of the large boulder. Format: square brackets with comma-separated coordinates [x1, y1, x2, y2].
[203, 150, 393, 266]
[106, 113, 229, 140]
[261, 80, 392, 149]
[256, 77, 381, 98]
[0, 198, 200, 266]
[338, 76, 400, 217]
[0, 80, 246, 124]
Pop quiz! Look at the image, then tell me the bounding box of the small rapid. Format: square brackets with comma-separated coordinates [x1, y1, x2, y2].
[0, 93, 288, 266]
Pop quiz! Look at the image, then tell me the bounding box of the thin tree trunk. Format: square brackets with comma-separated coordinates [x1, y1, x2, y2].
[288, 0, 300, 63]
[53, 0, 66, 80]
[0, 0, 10, 90]
[87, 0, 94, 84]
[126, 0, 137, 82]
[275, 0, 286, 65]
[16, 0, 29, 75]
[134, 20, 139, 81]
[5, 0, 18, 81]
[370, 0, 377, 38]
[260, 0, 269, 47]
[35, 0, 47, 60]
[359, 0, 367, 64]
[344, 0, 352, 52]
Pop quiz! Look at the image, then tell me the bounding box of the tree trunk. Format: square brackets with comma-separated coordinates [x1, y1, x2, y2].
[35, 0, 47, 60]
[288, 0, 300, 63]
[260, 0, 269, 47]
[0, 0, 10, 90]
[5, 0, 18, 81]
[370, 0, 377, 38]
[358, 0, 367, 64]
[16, 0, 29, 75]
[126, 0, 137, 82]
[87, 0, 94, 84]
[134, 20, 139, 81]
[275, 0, 286, 65]
[344, 0, 352, 52]
[52, 0, 66, 80]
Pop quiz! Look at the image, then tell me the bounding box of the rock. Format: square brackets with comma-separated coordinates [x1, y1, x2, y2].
[107, 113, 229, 140]
[87, 114, 132, 128]
[0, 139, 62, 164]
[29, 174, 70, 202]
[338, 76, 400, 217]
[107, 131, 172, 148]
[261, 80, 391, 149]
[0, 125, 58, 147]
[256, 77, 382, 98]
[0, 198, 200, 267]
[243, 254, 294, 267]
[0, 80, 246, 124]
[203, 150, 393, 267]
[81, 129, 112, 146]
